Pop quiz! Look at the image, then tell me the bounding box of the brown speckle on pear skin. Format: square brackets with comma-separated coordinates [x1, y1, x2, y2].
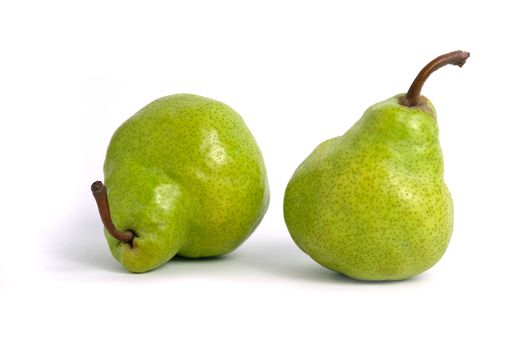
[284, 96, 453, 281]
[102, 94, 269, 272]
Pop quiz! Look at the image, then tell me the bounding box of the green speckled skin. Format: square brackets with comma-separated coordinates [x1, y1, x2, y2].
[103, 94, 269, 272]
[284, 95, 453, 281]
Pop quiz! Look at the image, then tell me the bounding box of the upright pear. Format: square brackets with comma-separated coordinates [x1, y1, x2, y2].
[92, 94, 269, 272]
[284, 51, 469, 281]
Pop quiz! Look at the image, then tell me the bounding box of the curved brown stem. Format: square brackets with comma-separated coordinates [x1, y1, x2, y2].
[401, 50, 470, 107]
[91, 181, 135, 244]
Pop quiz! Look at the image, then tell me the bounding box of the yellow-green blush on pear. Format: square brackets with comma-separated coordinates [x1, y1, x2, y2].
[92, 94, 269, 273]
[284, 51, 469, 281]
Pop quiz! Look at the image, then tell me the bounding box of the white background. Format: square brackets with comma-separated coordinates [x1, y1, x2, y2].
[1, 1, 524, 349]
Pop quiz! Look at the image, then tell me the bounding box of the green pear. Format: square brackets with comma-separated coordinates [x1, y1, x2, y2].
[284, 51, 469, 281]
[92, 94, 269, 272]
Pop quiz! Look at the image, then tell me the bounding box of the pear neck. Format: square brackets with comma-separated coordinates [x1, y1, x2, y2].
[400, 51, 470, 107]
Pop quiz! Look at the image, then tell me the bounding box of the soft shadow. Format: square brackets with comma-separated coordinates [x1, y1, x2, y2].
[52, 212, 236, 275]
[49, 206, 425, 284]
[156, 254, 245, 276]
[48, 212, 127, 273]
[235, 237, 426, 285]
[171, 255, 227, 262]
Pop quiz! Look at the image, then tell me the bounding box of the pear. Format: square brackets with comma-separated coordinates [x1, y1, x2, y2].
[92, 94, 269, 272]
[284, 51, 469, 281]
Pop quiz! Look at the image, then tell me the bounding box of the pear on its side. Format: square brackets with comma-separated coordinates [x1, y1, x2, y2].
[284, 51, 469, 281]
[92, 94, 269, 273]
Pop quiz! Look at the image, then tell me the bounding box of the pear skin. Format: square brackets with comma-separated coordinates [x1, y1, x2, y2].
[93, 94, 269, 272]
[284, 51, 469, 281]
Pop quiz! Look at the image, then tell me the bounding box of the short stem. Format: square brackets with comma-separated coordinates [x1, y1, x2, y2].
[401, 50, 470, 107]
[91, 181, 135, 244]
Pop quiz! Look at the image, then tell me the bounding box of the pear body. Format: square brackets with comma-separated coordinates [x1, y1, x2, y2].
[103, 94, 269, 272]
[284, 95, 453, 281]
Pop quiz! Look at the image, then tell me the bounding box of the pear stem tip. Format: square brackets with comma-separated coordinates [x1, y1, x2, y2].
[91, 180, 104, 193]
[401, 50, 470, 107]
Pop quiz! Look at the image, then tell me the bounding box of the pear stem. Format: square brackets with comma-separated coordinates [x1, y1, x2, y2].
[401, 50, 470, 107]
[91, 181, 135, 244]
